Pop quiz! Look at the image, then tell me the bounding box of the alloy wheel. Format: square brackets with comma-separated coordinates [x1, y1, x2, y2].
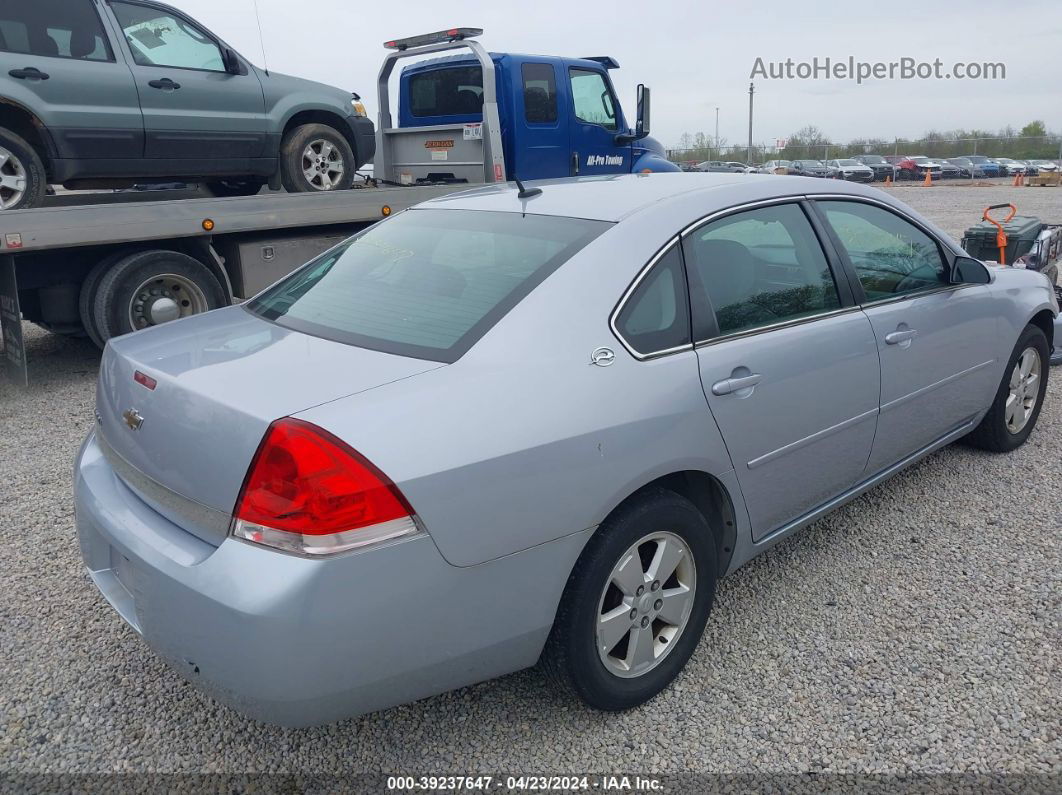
[0, 145, 28, 210]
[1005, 347, 1041, 434]
[596, 531, 697, 679]
[302, 139, 345, 190]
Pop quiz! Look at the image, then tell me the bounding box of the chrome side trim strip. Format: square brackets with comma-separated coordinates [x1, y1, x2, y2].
[693, 306, 862, 348]
[880, 359, 996, 413]
[746, 407, 879, 470]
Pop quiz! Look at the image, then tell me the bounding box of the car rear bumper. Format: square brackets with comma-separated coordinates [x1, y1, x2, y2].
[342, 114, 376, 170]
[75, 431, 589, 726]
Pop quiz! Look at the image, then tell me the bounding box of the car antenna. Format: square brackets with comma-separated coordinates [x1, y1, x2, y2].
[513, 177, 542, 200]
[252, 0, 269, 75]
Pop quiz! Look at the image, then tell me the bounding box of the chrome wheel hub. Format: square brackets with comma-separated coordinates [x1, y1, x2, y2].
[1005, 347, 1041, 434]
[129, 274, 209, 330]
[302, 139, 344, 190]
[0, 145, 28, 210]
[596, 531, 696, 679]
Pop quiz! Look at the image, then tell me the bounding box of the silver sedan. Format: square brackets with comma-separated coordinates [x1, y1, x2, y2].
[75, 173, 1058, 726]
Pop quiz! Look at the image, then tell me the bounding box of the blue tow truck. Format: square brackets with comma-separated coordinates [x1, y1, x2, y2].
[1, 27, 678, 382]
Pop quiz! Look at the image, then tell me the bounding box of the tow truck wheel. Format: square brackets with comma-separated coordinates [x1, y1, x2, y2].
[79, 251, 130, 349]
[91, 250, 226, 344]
[279, 123, 356, 193]
[0, 127, 47, 211]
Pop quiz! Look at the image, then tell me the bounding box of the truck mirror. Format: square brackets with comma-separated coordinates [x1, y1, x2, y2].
[636, 84, 650, 138]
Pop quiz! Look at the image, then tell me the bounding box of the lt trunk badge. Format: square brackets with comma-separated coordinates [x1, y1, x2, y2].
[123, 409, 144, 431]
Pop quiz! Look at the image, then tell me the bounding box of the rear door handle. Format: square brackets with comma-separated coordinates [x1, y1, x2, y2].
[885, 329, 917, 345]
[711, 373, 762, 396]
[8, 67, 49, 80]
[148, 78, 181, 90]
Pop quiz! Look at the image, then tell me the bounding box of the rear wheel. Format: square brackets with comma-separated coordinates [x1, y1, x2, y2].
[91, 250, 226, 343]
[542, 489, 717, 711]
[966, 325, 1049, 452]
[0, 127, 47, 210]
[279, 123, 356, 193]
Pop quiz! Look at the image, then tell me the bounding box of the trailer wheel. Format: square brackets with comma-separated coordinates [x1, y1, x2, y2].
[0, 127, 47, 210]
[280, 123, 356, 193]
[91, 250, 226, 343]
[79, 251, 131, 349]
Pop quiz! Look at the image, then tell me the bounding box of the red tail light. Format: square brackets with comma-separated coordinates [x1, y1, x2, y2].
[232, 418, 417, 555]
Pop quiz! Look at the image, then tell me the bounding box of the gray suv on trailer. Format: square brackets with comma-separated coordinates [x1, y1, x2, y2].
[0, 0, 374, 209]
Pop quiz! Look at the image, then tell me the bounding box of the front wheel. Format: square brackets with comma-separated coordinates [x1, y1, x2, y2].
[965, 325, 1049, 452]
[0, 127, 47, 210]
[541, 489, 717, 711]
[279, 123, 356, 193]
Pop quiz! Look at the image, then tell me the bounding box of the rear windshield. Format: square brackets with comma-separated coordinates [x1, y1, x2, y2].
[248, 209, 609, 363]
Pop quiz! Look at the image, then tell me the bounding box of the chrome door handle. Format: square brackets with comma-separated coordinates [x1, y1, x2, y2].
[885, 329, 917, 345]
[711, 373, 762, 396]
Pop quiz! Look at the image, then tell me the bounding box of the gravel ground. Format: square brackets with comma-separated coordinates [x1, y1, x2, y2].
[1, 186, 1061, 782]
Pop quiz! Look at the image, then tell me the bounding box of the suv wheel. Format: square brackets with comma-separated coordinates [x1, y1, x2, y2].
[542, 489, 717, 711]
[280, 123, 356, 193]
[0, 127, 47, 210]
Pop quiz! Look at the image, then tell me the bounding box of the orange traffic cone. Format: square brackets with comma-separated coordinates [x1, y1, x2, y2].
[1013, 171, 1023, 186]
[884, 175, 892, 187]
[923, 169, 932, 187]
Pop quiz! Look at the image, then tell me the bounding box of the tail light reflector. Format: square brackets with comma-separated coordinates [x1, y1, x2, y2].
[232, 418, 418, 556]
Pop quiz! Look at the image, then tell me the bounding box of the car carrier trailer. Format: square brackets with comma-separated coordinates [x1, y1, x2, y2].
[1, 26, 665, 385]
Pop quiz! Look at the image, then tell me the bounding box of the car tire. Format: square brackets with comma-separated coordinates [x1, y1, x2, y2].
[541, 488, 717, 711]
[0, 126, 47, 210]
[206, 179, 265, 197]
[965, 325, 1050, 452]
[91, 250, 226, 343]
[279, 123, 356, 193]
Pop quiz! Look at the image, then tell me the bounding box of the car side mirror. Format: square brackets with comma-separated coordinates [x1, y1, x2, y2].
[222, 47, 242, 75]
[952, 255, 991, 285]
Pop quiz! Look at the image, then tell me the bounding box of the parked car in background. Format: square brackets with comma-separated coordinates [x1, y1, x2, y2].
[695, 161, 745, 173]
[886, 156, 942, 181]
[826, 159, 874, 182]
[961, 156, 1000, 177]
[851, 154, 896, 182]
[759, 159, 795, 175]
[0, 0, 374, 209]
[790, 159, 829, 177]
[946, 157, 986, 179]
[1030, 160, 1059, 173]
[938, 160, 961, 179]
[75, 173, 1057, 726]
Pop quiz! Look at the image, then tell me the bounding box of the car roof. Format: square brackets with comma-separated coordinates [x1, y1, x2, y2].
[417, 172, 891, 223]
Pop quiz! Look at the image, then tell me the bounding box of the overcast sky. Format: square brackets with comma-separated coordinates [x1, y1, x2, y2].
[167, 0, 1061, 149]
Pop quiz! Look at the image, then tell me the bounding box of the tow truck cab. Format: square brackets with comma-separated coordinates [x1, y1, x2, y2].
[376, 28, 678, 185]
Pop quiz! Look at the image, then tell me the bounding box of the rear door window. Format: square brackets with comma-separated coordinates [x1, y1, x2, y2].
[409, 66, 484, 117]
[249, 209, 610, 363]
[522, 62, 558, 124]
[0, 0, 113, 61]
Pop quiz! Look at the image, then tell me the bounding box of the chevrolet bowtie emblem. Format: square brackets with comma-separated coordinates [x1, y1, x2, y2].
[122, 409, 144, 431]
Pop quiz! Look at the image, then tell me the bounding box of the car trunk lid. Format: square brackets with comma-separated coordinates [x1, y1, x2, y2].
[95, 307, 443, 546]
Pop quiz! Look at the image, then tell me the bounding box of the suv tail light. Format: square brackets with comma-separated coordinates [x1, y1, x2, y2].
[232, 418, 418, 556]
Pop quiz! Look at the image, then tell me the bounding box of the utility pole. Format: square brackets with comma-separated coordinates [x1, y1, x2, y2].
[715, 107, 720, 154]
[747, 83, 754, 164]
